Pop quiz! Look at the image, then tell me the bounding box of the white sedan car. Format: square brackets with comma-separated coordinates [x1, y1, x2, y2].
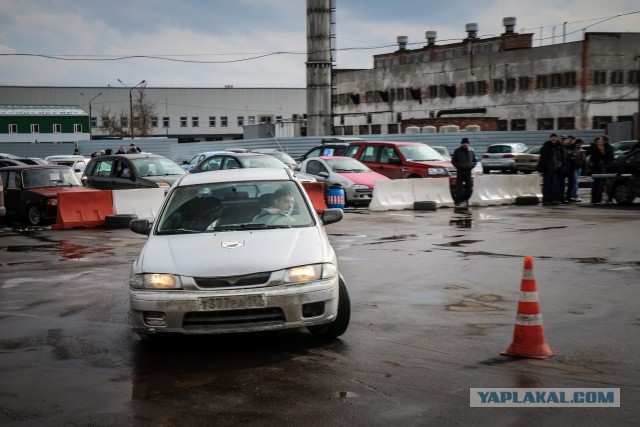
[127, 168, 350, 339]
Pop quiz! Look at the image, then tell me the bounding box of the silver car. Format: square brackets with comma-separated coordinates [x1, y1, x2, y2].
[481, 143, 529, 173]
[127, 167, 350, 339]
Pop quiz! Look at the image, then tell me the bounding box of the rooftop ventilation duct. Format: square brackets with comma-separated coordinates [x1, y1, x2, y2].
[503, 17, 516, 34]
[465, 23, 478, 39]
[397, 36, 408, 50]
[425, 31, 437, 46]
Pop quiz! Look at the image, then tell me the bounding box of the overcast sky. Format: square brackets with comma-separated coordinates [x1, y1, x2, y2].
[0, 0, 638, 88]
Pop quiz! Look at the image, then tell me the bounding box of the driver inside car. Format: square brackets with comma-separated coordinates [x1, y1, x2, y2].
[253, 187, 295, 221]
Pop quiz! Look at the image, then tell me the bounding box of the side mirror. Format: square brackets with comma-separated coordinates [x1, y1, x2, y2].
[321, 208, 343, 225]
[129, 219, 151, 236]
[318, 171, 330, 178]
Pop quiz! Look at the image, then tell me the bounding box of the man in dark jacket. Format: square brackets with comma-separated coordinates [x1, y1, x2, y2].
[537, 133, 566, 205]
[451, 137, 477, 206]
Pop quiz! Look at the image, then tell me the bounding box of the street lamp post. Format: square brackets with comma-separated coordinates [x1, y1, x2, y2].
[80, 92, 103, 140]
[118, 79, 146, 139]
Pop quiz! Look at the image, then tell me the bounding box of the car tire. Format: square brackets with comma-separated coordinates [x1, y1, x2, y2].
[105, 214, 138, 229]
[612, 181, 635, 205]
[308, 276, 351, 339]
[26, 204, 43, 226]
[515, 196, 539, 205]
[414, 201, 438, 211]
[483, 168, 490, 174]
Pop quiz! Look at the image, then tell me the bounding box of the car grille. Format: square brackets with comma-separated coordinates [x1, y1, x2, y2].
[183, 308, 285, 328]
[195, 272, 271, 288]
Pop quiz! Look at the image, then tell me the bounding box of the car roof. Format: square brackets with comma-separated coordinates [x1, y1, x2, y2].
[348, 140, 422, 146]
[206, 152, 272, 158]
[176, 166, 293, 186]
[89, 153, 166, 161]
[0, 164, 73, 171]
[44, 155, 86, 161]
[316, 156, 354, 161]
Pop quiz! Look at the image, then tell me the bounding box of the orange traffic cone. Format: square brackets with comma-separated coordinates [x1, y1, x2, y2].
[500, 256, 554, 359]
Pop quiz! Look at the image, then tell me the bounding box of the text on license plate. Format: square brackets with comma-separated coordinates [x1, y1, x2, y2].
[199, 295, 266, 310]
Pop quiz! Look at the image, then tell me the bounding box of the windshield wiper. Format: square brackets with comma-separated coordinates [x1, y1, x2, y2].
[213, 223, 291, 231]
[157, 228, 201, 235]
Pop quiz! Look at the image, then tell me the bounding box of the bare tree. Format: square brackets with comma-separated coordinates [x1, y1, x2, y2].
[99, 108, 128, 137]
[99, 86, 157, 138]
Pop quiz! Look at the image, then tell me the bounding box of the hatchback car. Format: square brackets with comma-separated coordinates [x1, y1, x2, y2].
[0, 164, 90, 225]
[297, 156, 389, 205]
[190, 152, 289, 173]
[481, 143, 529, 173]
[611, 140, 638, 158]
[82, 153, 186, 192]
[180, 151, 225, 171]
[298, 137, 367, 162]
[47, 156, 90, 178]
[251, 149, 298, 169]
[345, 140, 456, 182]
[127, 167, 350, 339]
[513, 145, 541, 174]
[602, 148, 640, 204]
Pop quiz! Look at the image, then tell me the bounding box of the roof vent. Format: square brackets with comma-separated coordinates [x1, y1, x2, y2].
[503, 17, 516, 34]
[465, 23, 478, 39]
[397, 36, 408, 50]
[425, 31, 437, 46]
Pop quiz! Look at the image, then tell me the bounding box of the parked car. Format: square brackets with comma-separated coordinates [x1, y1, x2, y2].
[12, 157, 48, 165]
[601, 148, 640, 205]
[0, 153, 21, 160]
[431, 146, 451, 161]
[481, 143, 529, 173]
[298, 137, 367, 162]
[189, 152, 290, 174]
[611, 140, 638, 158]
[46, 156, 90, 178]
[0, 164, 89, 225]
[181, 151, 225, 171]
[297, 156, 389, 205]
[344, 140, 456, 183]
[251, 149, 298, 169]
[0, 159, 27, 168]
[127, 167, 350, 339]
[513, 145, 541, 174]
[82, 153, 187, 192]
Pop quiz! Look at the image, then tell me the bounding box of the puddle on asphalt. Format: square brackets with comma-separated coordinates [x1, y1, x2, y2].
[513, 226, 568, 233]
[447, 300, 502, 312]
[435, 240, 482, 247]
[450, 218, 474, 228]
[5, 241, 114, 261]
[378, 234, 418, 241]
[7, 244, 57, 252]
[470, 323, 505, 329]
[570, 257, 608, 264]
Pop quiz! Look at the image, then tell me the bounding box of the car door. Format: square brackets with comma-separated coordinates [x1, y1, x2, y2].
[304, 159, 330, 185]
[198, 156, 223, 172]
[1, 171, 21, 217]
[85, 158, 116, 189]
[356, 144, 404, 179]
[112, 159, 138, 189]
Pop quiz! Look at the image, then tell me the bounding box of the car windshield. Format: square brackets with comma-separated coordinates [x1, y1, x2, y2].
[21, 167, 81, 188]
[131, 158, 187, 177]
[269, 152, 296, 165]
[239, 156, 287, 169]
[398, 145, 445, 161]
[155, 180, 314, 234]
[325, 158, 371, 172]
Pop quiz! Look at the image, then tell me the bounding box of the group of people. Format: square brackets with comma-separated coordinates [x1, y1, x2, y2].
[85, 143, 142, 158]
[538, 133, 614, 205]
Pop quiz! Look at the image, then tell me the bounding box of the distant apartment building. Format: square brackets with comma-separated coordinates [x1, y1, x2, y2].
[331, 18, 640, 135]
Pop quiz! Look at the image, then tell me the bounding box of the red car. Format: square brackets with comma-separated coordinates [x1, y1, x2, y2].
[345, 140, 456, 183]
[0, 164, 94, 226]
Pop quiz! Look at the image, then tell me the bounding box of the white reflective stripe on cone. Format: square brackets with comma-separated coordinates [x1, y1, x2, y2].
[522, 269, 535, 280]
[516, 313, 543, 326]
[519, 291, 540, 303]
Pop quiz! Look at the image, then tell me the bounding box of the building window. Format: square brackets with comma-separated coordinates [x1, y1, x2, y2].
[151, 117, 158, 127]
[396, 112, 402, 123]
[74, 124, 82, 133]
[519, 76, 530, 91]
[592, 116, 612, 129]
[465, 82, 476, 96]
[358, 125, 370, 135]
[551, 73, 563, 88]
[628, 70, 640, 85]
[221, 116, 228, 127]
[428, 85, 438, 98]
[120, 117, 128, 128]
[8, 124, 18, 133]
[558, 117, 575, 130]
[617, 115, 633, 122]
[506, 78, 516, 92]
[31, 124, 40, 133]
[53, 124, 62, 133]
[510, 119, 526, 131]
[248, 116, 256, 125]
[180, 117, 187, 127]
[91, 117, 98, 128]
[493, 79, 504, 93]
[536, 75, 548, 89]
[275, 115, 283, 123]
[208, 116, 216, 127]
[366, 113, 372, 124]
[439, 84, 456, 98]
[192, 117, 199, 127]
[537, 118, 554, 130]
[371, 124, 382, 134]
[477, 80, 487, 95]
[497, 120, 508, 131]
[387, 123, 399, 134]
[237, 116, 244, 127]
[396, 88, 405, 101]
[162, 117, 170, 128]
[564, 72, 577, 87]
[593, 71, 607, 85]
[610, 71, 624, 85]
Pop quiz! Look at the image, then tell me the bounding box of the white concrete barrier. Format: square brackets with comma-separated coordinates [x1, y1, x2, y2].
[112, 188, 165, 221]
[413, 178, 455, 207]
[369, 179, 417, 211]
[469, 175, 541, 206]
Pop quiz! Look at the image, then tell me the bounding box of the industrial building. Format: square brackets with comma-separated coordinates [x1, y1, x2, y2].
[331, 18, 640, 135]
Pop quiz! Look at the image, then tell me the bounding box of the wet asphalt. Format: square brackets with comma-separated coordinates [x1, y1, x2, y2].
[0, 199, 639, 426]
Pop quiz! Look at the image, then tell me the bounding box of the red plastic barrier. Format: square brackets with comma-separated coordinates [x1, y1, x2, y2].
[52, 190, 114, 229]
[301, 182, 328, 214]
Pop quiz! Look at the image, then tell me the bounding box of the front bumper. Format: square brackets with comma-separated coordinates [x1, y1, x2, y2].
[345, 188, 373, 204]
[129, 276, 339, 335]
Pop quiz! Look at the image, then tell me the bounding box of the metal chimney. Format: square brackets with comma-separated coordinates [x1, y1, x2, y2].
[425, 31, 437, 46]
[397, 36, 408, 50]
[465, 23, 478, 39]
[503, 17, 516, 34]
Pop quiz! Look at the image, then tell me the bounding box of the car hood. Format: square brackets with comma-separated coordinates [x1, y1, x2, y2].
[405, 160, 453, 168]
[143, 175, 183, 185]
[339, 171, 388, 188]
[26, 186, 99, 197]
[135, 226, 334, 277]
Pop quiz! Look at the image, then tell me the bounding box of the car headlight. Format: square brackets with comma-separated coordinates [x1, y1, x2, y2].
[427, 168, 448, 175]
[351, 184, 369, 190]
[130, 273, 182, 289]
[284, 263, 336, 283]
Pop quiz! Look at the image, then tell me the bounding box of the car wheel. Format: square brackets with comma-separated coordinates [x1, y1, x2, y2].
[612, 181, 635, 205]
[483, 168, 490, 174]
[308, 276, 351, 339]
[105, 214, 139, 229]
[522, 170, 532, 174]
[26, 205, 43, 226]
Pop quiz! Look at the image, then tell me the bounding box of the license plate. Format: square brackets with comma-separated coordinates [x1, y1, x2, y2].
[199, 294, 266, 310]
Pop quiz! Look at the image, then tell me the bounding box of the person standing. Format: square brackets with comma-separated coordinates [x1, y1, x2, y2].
[589, 136, 614, 203]
[451, 137, 477, 206]
[566, 138, 586, 202]
[115, 145, 127, 154]
[537, 133, 566, 205]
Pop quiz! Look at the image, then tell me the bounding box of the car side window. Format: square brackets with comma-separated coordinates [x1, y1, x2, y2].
[360, 145, 378, 162]
[345, 145, 360, 158]
[380, 147, 400, 163]
[305, 148, 321, 159]
[94, 159, 114, 177]
[223, 157, 241, 170]
[201, 157, 222, 171]
[306, 160, 324, 175]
